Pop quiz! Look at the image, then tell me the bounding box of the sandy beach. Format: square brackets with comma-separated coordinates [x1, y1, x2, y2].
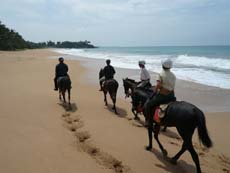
[0, 49, 230, 173]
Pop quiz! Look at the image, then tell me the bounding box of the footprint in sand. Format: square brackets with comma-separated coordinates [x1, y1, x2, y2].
[169, 141, 179, 146]
[67, 120, 84, 132]
[62, 113, 84, 132]
[217, 154, 230, 171]
[62, 113, 70, 117]
[61, 112, 131, 173]
[75, 131, 91, 142]
[79, 141, 129, 173]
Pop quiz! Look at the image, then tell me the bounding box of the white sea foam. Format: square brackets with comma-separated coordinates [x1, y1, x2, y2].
[53, 48, 230, 89]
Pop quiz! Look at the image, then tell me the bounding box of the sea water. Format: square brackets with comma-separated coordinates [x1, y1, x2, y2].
[54, 46, 230, 89]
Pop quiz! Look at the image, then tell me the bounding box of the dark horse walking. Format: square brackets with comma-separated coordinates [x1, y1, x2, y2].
[57, 76, 71, 105]
[145, 101, 212, 173]
[99, 69, 119, 114]
[123, 78, 153, 120]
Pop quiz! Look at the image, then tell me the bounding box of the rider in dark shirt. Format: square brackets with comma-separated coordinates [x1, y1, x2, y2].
[99, 59, 116, 90]
[104, 59, 116, 80]
[54, 57, 69, 90]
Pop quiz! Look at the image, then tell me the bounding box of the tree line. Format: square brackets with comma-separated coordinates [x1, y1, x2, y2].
[0, 21, 96, 50]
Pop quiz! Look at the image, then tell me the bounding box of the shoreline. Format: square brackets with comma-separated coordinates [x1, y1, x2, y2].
[54, 50, 230, 113]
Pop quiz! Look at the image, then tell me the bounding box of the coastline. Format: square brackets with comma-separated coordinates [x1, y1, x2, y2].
[57, 51, 230, 113]
[0, 49, 229, 173]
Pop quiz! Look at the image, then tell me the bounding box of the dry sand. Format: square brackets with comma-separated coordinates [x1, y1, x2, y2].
[0, 49, 229, 173]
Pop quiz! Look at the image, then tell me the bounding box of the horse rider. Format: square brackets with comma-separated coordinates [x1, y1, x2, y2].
[137, 60, 151, 88]
[145, 58, 176, 125]
[54, 57, 70, 91]
[99, 59, 116, 91]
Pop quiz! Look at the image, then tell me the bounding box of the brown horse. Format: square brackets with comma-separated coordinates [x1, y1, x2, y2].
[99, 69, 119, 114]
[57, 76, 71, 105]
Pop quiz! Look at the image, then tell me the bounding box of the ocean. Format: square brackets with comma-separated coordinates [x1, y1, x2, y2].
[54, 46, 230, 89]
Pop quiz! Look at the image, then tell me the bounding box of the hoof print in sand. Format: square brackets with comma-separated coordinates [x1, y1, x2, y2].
[64, 117, 73, 124]
[61, 112, 130, 173]
[62, 113, 70, 117]
[169, 141, 179, 146]
[218, 154, 230, 171]
[80, 143, 100, 156]
[97, 152, 128, 173]
[66, 121, 84, 132]
[75, 131, 91, 142]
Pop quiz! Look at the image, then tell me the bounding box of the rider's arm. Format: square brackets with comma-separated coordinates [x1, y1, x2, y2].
[154, 73, 162, 93]
[66, 64, 68, 72]
[55, 65, 58, 76]
[154, 80, 161, 93]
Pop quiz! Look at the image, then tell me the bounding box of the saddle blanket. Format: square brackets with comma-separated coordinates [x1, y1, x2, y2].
[154, 104, 169, 123]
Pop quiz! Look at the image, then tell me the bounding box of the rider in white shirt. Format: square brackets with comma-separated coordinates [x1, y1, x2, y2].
[137, 60, 151, 88]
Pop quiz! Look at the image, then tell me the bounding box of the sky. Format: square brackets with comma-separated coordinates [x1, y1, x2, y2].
[0, 0, 230, 46]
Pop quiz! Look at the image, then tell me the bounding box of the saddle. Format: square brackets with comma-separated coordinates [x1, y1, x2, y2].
[153, 103, 170, 123]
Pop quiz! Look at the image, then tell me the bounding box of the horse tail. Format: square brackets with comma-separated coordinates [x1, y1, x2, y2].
[195, 108, 213, 148]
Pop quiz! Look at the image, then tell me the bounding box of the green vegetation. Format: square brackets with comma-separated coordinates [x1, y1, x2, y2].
[0, 21, 96, 50]
[0, 21, 28, 50]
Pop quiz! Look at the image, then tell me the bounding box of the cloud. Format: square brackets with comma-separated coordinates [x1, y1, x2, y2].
[0, 0, 229, 45]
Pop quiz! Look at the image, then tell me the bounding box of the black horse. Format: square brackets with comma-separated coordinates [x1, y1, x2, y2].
[57, 76, 71, 105]
[123, 78, 153, 120]
[145, 101, 212, 173]
[99, 69, 119, 114]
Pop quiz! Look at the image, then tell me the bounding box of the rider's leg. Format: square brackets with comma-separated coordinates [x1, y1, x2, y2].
[54, 77, 58, 90]
[99, 77, 105, 91]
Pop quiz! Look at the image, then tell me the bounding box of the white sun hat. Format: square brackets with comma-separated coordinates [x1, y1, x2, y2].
[162, 59, 173, 69]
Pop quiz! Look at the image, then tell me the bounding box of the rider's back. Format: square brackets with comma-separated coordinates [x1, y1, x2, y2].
[104, 65, 115, 80]
[56, 63, 68, 77]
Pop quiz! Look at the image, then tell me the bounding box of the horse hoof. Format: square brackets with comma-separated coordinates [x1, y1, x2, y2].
[170, 158, 177, 165]
[162, 149, 168, 157]
[145, 146, 152, 151]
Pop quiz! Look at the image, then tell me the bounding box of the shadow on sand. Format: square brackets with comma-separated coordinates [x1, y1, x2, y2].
[149, 147, 196, 173]
[58, 102, 78, 112]
[106, 103, 128, 118]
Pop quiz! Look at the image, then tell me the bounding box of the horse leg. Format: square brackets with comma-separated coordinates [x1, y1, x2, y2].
[111, 93, 118, 114]
[161, 126, 167, 132]
[104, 91, 108, 106]
[62, 91, 66, 103]
[170, 142, 187, 164]
[68, 89, 71, 105]
[172, 127, 201, 173]
[170, 127, 189, 164]
[154, 124, 168, 156]
[187, 140, 202, 173]
[59, 90, 62, 100]
[146, 116, 154, 150]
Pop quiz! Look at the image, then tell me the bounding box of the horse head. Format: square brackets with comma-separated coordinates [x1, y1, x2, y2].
[122, 78, 138, 98]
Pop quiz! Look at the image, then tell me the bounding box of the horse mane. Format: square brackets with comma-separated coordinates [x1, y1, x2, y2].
[125, 78, 136, 83]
